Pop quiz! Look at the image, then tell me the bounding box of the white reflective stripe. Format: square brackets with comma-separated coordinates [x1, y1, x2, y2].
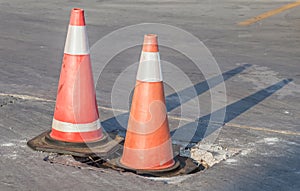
[64, 25, 89, 55]
[52, 118, 101, 132]
[136, 51, 163, 82]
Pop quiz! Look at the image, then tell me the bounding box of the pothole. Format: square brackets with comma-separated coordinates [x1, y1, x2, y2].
[44, 146, 205, 178]
[43, 141, 241, 183]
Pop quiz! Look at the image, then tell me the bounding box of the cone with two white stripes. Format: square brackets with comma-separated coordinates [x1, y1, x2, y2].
[119, 34, 179, 172]
[27, 8, 122, 157]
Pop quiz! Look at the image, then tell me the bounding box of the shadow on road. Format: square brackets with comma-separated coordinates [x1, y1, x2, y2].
[171, 79, 292, 144]
[166, 64, 251, 112]
[101, 64, 251, 135]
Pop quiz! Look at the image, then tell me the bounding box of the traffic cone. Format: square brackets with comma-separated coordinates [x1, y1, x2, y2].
[27, 8, 122, 157]
[120, 34, 175, 170]
[49, 8, 102, 143]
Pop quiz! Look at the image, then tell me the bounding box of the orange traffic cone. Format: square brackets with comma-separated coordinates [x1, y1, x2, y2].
[49, 8, 103, 143]
[120, 34, 175, 170]
[27, 8, 121, 157]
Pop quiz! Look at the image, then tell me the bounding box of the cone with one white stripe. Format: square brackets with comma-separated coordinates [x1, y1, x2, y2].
[119, 34, 177, 171]
[27, 8, 122, 157]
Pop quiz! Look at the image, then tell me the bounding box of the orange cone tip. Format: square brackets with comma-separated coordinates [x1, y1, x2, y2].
[142, 34, 159, 52]
[69, 8, 85, 26]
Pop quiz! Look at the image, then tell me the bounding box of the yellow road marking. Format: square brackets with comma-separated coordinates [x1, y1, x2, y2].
[1, 93, 299, 136]
[238, 1, 300, 26]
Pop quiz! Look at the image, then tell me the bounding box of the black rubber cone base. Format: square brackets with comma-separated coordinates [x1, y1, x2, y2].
[27, 130, 123, 157]
[107, 156, 200, 177]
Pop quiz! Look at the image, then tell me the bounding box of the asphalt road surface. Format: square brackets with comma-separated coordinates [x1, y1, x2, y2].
[0, 0, 299, 191]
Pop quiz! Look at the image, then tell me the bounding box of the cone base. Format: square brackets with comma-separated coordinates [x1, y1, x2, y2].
[46, 131, 107, 148]
[117, 157, 180, 173]
[120, 158, 175, 171]
[27, 130, 123, 157]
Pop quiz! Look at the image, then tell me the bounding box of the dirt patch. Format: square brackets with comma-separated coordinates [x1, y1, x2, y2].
[0, 95, 25, 108]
